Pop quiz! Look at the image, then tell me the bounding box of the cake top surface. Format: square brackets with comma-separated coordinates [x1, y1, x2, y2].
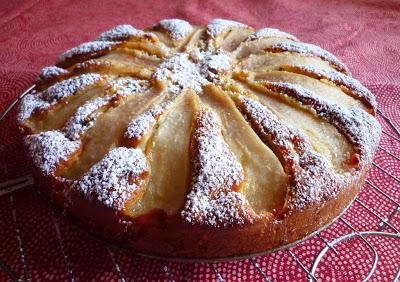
[19, 19, 380, 227]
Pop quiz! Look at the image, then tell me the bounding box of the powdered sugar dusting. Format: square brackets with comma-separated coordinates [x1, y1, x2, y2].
[282, 64, 377, 110]
[339, 107, 381, 161]
[63, 77, 148, 140]
[19, 73, 103, 121]
[74, 59, 112, 72]
[181, 110, 255, 227]
[124, 101, 172, 143]
[207, 19, 248, 37]
[250, 28, 298, 41]
[266, 42, 350, 74]
[43, 73, 103, 102]
[97, 24, 149, 41]
[237, 95, 340, 209]
[124, 112, 155, 143]
[37, 66, 68, 83]
[75, 147, 148, 211]
[63, 97, 109, 140]
[25, 130, 81, 176]
[20, 19, 381, 223]
[18, 91, 50, 121]
[109, 77, 149, 97]
[153, 49, 232, 94]
[159, 19, 193, 40]
[261, 81, 381, 163]
[195, 50, 232, 79]
[58, 41, 120, 64]
[154, 53, 208, 93]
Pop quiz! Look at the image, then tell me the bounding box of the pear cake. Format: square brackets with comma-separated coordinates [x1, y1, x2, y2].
[18, 19, 381, 259]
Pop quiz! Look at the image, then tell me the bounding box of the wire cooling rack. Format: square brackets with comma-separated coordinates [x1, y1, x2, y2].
[0, 85, 399, 281]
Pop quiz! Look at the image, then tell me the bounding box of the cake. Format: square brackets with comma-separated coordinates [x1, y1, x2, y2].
[18, 19, 381, 259]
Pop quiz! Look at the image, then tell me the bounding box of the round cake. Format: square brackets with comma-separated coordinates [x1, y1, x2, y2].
[18, 19, 381, 259]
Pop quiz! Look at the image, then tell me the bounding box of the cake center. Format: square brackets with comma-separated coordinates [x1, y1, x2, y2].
[153, 48, 232, 94]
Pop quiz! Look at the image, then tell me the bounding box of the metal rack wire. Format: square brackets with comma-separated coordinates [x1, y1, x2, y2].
[0, 86, 399, 281]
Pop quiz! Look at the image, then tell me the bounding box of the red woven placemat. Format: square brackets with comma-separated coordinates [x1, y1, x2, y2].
[1, 1, 399, 281]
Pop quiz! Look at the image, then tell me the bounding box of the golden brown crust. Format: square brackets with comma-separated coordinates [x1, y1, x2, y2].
[29, 161, 364, 259]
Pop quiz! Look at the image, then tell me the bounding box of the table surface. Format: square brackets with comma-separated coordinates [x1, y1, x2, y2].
[0, 0, 399, 281]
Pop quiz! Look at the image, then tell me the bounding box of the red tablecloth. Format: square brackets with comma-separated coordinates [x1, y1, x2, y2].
[1, 0, 400, 281]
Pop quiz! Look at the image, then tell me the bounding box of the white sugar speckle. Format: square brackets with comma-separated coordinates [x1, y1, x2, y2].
[124, 101, 172, 143]
[125, 111, 155, 142]
[97, 24, 150, 41]
[237, 95, 339, 209]
[109, 77, 149, 97]
[19, 73, 103, 121]
[159, 19, 193, 40]
[75, 147, 148, 211]
[207, 19, 248, 37]
[62, 77, 148, 140]
[181, 110, 255, 226]
[37, 66, 68, 83]
[58, 41, 120, 64]
[250, 27, 298, 41]
[283, 64, 376, 110]
[201, 51, 232, 79]
[266, 41, 350, 74]
[63, 97, 109, 140]
[42, 73, 103, 103]
[261, 81, 381, 163]
[18, 91, 50, 121]
[153, 49, 231, 94]
[25, 130, 81, 176]
[154, 53, 208, 93]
